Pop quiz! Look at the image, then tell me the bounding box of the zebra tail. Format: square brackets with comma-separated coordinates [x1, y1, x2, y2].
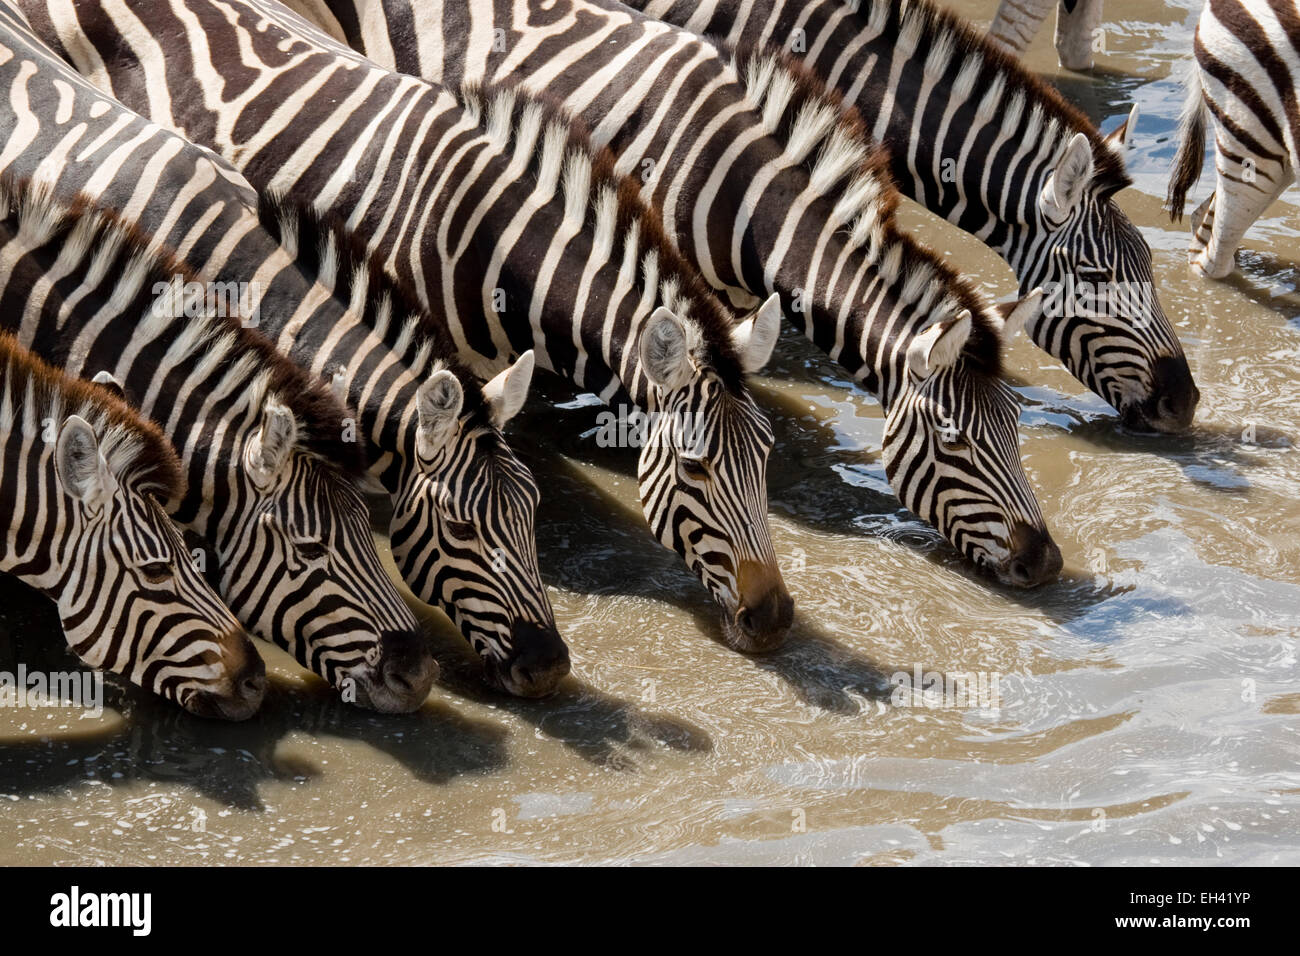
[1167, 63, 1207, 222]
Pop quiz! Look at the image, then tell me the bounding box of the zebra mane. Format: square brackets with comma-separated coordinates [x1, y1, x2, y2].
[841, 0, 1130, 195]
[0, 175, 367, 479]
[723, 42, 1004, 376]
[456, 79, 749, 394]
[0, 330, 183, 499]
[254, 193, 498, 436]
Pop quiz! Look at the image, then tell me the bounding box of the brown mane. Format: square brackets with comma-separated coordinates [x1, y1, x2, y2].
[722, 41, 1005, 377]
[0, 172, 368, 478]
[0, 330, 184, 498]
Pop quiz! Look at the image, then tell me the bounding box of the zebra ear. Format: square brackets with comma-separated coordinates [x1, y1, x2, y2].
[732, 293, 782, 374]
[415, 368, 464, 458]
[482, 350, 534, 428]
[907, 311, 972, 381]
[1040, 132, 1095, 220]
[996, 288, 1044, 344]
[246, 399, 298, 486]
[56, 415, 115, 511]
[640, 307, 692, 391]
[91, 370, 127, 400]
[1103, 104, 1139, 152]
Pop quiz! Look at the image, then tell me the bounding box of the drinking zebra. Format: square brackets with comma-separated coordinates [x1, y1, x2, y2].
[281, 0, 1061, 586]
[0, 331, 265, 719]
[988, 0, 1105, 71]
[620, 0, 1198, 432]
[0, 12, 439, 712]
[30, 0, 796, 649]
[1168, 0, 1300, 279]
[0, 176, 442, 712]
[0, 3, 567, 696]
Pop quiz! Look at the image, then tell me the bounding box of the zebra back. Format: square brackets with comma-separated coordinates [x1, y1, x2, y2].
[32, 0, 796, 650]
[281, 0, 1060, 587]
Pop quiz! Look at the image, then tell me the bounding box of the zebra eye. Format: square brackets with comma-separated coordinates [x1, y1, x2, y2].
[939, 433, 969, 453]
[296, 541, 328, 561]
[680, 457, 710, 481]
[444, 519, 478, 541]
[139, 562, 174, 585]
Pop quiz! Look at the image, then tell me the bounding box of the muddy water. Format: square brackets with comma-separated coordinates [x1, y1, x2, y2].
[2, 0, 1298, 865]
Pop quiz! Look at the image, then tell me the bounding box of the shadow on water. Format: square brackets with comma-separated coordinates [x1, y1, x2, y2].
[1217, 253, 1300, 319]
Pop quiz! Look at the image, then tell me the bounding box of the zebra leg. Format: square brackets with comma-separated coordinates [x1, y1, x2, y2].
[1189, 144, 1291, 279]
[1054, 0, 1104, 71]
[989, 0, 1056, 57]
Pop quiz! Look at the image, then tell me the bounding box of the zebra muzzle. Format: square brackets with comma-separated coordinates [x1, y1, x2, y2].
[349, 629, 439, 714]
[482, 620, 571, 698]
[726, 559, 794, 653]
[185, 636, 266, 721]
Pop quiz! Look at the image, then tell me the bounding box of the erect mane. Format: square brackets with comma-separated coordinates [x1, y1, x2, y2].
[0, 330, 183, 499]
[722, 41, 1003, 377]
[0, 174, 367, 479]
[837, 0, 1130, 196]
[456, 78, 750, 394]
[255, 193, 499, 438]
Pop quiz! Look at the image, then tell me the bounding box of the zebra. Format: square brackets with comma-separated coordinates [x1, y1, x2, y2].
[607, 0, 1200, 433]
[0, 331, 266, 719]
[263, 200, 570, 689]
[0, 175, 440, 713]
[32, 0, 797, 650]
[280, 0, 1062, 586]
[1168, 0, 1300, 280]
[988, 0, 1105, 71]
[0, 7, 566, 699]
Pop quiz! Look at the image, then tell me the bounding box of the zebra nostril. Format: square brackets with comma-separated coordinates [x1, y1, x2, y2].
[1009, 560, 1031, 585]
[738, 608, 756, 634]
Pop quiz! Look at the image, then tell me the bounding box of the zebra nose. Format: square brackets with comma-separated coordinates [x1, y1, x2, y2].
[1138, 355, 1200, 433]
[497, 621, 571, 698]
[1003, 523, 1063, 589]
[734, 559, 794, 652]
[186, 636, 266, 721]
[369, 629, 439, 714]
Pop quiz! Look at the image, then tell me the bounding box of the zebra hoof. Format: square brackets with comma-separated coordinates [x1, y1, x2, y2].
[1189, 252, 1237, 280]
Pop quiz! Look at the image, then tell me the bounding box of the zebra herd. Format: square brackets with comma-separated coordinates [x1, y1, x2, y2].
[0, 0, 1293, 719]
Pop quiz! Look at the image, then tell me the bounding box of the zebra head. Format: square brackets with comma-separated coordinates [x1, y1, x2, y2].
[389, 352, 570, 698]
[882, 293, 1062, 588]
[220, 396, 436, 713]
[47, 413, 264, 720]
[1029, 119, 1199, 433]
[635, 295, 792, 652]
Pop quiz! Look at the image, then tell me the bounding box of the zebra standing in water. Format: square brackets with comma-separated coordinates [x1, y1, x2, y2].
[1168, 0, 1300, 279]
[618, 0, 1199, 432]
[988, 0, 1104, 71]
[0, 176, 438, 712]
[282, 0, 1061, 586]
[0, 7, 565, 699]
[34, 0, 796, 651]
[0, 332, 265, 719]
